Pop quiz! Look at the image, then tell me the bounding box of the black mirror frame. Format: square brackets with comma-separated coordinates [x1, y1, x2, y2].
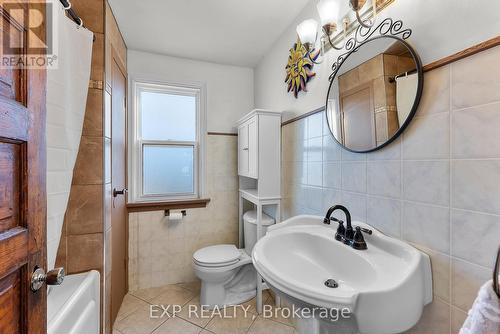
[325, 19, 424, 153]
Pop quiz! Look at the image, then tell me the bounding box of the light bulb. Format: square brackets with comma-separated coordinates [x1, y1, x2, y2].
[296, 19, 319, 46]
[317, 0, 340, 27]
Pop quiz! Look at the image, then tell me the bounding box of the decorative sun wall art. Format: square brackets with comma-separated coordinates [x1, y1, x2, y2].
[285, 39, 319, 98]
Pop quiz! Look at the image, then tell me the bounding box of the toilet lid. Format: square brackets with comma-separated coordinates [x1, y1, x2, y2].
[193, 244, 241, 266]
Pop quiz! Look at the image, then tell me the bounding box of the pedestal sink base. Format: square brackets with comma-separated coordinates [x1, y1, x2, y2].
[269, 284, 358, 334]
[295, 315, 357, 334]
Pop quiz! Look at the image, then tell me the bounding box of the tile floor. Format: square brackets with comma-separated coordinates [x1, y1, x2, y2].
[113, 281, 297, 334]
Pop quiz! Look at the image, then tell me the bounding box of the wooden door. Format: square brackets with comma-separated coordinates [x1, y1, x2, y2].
[340, 83, 376, 151]
[110, 57, 127, 322]
[0, 1, 47, 333]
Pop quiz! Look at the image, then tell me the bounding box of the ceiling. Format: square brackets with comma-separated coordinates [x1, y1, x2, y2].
[108, 0, 311, 67]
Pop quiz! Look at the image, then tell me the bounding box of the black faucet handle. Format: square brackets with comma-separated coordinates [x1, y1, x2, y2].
[358, 227, 372, 235]
[335, 221, 345, 242]
[352, 226, 369, 250]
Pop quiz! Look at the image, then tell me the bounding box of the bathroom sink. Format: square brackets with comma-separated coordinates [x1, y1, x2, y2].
[252, 215, 432, 334]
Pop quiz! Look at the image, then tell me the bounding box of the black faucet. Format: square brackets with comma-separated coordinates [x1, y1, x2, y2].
[323, 205, 372, 250]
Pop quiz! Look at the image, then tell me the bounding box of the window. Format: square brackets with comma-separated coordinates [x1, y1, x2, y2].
[129, 80, 205, 202]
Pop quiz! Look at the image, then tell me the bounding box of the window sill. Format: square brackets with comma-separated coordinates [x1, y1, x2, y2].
[127, 198, 211, 213]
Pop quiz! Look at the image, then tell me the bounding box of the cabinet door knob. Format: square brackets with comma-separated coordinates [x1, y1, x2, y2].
[243, 147, 249, 151]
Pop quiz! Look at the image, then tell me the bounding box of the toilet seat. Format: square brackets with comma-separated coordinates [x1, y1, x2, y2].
[193, 244, 241, 267]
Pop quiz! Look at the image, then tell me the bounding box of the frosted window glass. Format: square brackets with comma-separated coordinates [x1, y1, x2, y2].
[140, 91, 196, 141]
[143, 145, 194, 195]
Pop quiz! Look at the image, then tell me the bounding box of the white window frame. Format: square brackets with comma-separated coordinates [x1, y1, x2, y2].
[128, 79, 206, 203]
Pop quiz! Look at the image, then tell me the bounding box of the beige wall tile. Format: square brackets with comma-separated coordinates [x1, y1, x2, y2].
[366, 196, 401, 237]
[367, 137, 401, 161]
[403, 112, 450, 160]
[321, 188, 341, 213]
[305, 186, 323, 213]
[67, 233, 103, 273]
[55, 231, 67, 269]
[306, 137, 322, 162]
[367, 161, 400, 198]
[359, 54, 384, 83]
[375, 111, 389, 142]
[341, 162, 366, 193]
[417, 65, 450, 115]
[402, 202, 450, 254]
[452, 102, 500, 158]
[451, 258, 490, 311]
[73, 136, 104, 185]
[341, 192, 367, 222]
[451, 209, 500, 268]
[83, 89, 103, 137]
[403, 161, 449, 207]
[405, 298, 450, 334]
[306, 161, 322, 186]
[66, 184, 103, 235]
[451, 307, 467, 334]
[322, 162, 341, 189]
[90, 33, 105, 82]
[412, 244, 450, 302]
[452, 46, 500, 109]
[322, 135, 342, 161]
[452, 160, 500, 215]
[307, 112, 323, 139]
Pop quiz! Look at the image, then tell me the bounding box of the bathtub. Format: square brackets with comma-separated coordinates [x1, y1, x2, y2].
[47, 270, 100, 334]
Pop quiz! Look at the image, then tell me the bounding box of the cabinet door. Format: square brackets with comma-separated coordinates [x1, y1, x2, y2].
[238, 123, 249, 176]
[248, 118, 258, 178]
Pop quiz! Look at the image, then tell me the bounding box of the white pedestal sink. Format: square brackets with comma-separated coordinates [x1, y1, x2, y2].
[252, 215, 432, 334]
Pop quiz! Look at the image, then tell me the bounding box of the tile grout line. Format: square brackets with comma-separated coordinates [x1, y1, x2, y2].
[448, 62, 453, 334]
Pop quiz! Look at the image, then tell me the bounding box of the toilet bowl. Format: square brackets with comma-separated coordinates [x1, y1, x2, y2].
[193, 210, 274, 308]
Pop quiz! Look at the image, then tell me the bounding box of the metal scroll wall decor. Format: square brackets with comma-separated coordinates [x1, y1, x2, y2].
[285, 39, 320, 98]
[329, 17, 412, 81]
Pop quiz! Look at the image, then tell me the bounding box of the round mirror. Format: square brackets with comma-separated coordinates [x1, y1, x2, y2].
[326, 36, 423, 153]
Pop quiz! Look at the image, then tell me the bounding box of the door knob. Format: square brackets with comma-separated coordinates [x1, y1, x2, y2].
[113, 188, 128, 197]
[31, 267, 65, 292]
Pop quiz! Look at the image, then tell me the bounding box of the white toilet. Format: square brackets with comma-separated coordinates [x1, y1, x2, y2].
[193, 210, 274, 308]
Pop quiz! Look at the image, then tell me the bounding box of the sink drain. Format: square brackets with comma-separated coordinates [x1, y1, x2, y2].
[324, 279, 339, 288]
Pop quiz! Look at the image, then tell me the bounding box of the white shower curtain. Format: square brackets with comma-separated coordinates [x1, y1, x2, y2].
[46, 4, 93, 269]
[396, 73, 418, 126]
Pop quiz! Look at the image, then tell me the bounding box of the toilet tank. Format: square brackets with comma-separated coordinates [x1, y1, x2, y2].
[243, 210, 274, 255]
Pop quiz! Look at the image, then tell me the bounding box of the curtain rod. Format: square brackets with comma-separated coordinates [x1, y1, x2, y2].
[59, 0, 83, 27]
